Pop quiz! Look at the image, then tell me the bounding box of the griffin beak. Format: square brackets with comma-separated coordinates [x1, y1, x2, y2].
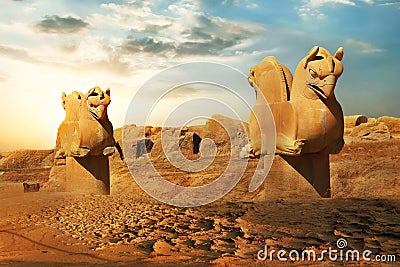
[248, 77, 255, 87]
[308, 83, 328, 100]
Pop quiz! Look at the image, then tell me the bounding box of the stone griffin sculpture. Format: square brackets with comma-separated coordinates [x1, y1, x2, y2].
[54, 86, 123, 195]
[248, 46, 345, 197]
[56, 86, 122, 158]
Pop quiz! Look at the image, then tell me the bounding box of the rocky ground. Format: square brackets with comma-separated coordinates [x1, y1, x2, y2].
[1, 193, 399, 266]
[0, 115, 399, 266]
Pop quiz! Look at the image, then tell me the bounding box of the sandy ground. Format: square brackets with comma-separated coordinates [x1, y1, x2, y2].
[0, 192, 399, 266]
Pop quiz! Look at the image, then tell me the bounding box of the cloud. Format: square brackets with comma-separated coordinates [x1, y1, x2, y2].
[208, 0, 259, 9]
[0, 45, 40, 64]
[100, 1, 261, 59]
[58, 42, 79, 53]
[0, 43, 130, 77]
[120, 37, 175, 56]
[118, 36, 245, 61]
[297, 6, 328, 20]
[182, 26, 213, 40]
[119, 32, 247, 58]
[175, 37, 241, 56]
[0, 74, 7, 83]
[305, 0, 356, 8]
[297, 0, 399, 19]
[33, 15, 89, 34]
[159, 85, 201, 99]
[0, 0, 268, 87]
[0, 44, 82, 70]
[144, 24, 171, 34]
[297, 0, 357, 19]
[221, 0, 240, 5]
[246, 3, 260, 9]
[80, 56, 132, 76]
[377, 0, 400, 9]
[345, 39, 384, 53]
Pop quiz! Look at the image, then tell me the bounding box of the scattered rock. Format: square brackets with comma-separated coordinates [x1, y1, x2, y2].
[23, 182, 40, 193]
[349, 120, 391, 143]
[344, 115, 368, 128]
[152, 239, 174, 256]
[377, 116, 400, 138]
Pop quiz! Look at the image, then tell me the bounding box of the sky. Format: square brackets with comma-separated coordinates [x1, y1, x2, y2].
[0, 0, 399, 151]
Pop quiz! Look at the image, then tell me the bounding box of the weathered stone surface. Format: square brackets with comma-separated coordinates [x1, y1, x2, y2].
[48, 86, 117, 195]
[248, 46, 344, 157]
[246, 46, 345, 197]
[55, 91, 82, 159]
[377, 116, 400, 138]
[343, 115, 369, 144]
[344, 115, 368, 128]
[349, 120, 391, 143]
[66, 156, 110, 194]
[78, 87, 115, 157]
[202, 114, 249, 155]
[55, 87, 115, 159]
[42, 165, 66, 192]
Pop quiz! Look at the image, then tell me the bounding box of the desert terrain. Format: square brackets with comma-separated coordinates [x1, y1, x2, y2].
[0, 115, 399, 266]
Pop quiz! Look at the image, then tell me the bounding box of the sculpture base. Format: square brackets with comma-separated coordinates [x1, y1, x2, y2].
[245, 153, 330, 200]
[264, 154, 330, 198]
[66, 156, 110, 195]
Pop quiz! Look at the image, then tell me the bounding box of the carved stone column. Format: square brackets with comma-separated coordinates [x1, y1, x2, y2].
[66, 156, 110, 194]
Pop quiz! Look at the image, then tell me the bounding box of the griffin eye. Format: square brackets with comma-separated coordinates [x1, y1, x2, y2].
[309, 69, 318, 79]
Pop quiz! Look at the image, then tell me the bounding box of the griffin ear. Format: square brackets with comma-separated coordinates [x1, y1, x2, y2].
[86, 87, 96, 97]
[335, 47, 344, 61]
[303, 46, 319, 69]
[249, 66, 255, 78]
[106, 88, 110, 97]
[62, 92, 67, 109]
